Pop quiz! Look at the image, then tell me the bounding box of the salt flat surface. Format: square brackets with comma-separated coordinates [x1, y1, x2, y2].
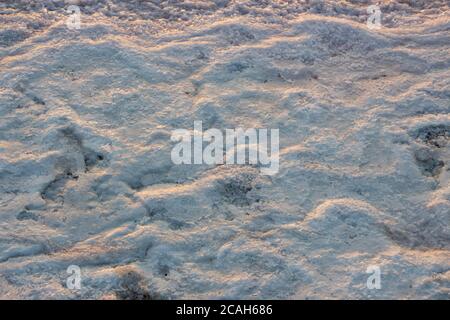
[0, 1, 449, 299]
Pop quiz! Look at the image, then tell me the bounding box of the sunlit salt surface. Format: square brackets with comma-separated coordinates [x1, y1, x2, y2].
[0, 1, 449, 299]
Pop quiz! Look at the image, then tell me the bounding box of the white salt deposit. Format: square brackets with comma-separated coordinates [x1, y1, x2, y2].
[0, 1, 449, 299]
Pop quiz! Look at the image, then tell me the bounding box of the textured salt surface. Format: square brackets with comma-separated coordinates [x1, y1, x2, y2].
[0, 1, 449, 299]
